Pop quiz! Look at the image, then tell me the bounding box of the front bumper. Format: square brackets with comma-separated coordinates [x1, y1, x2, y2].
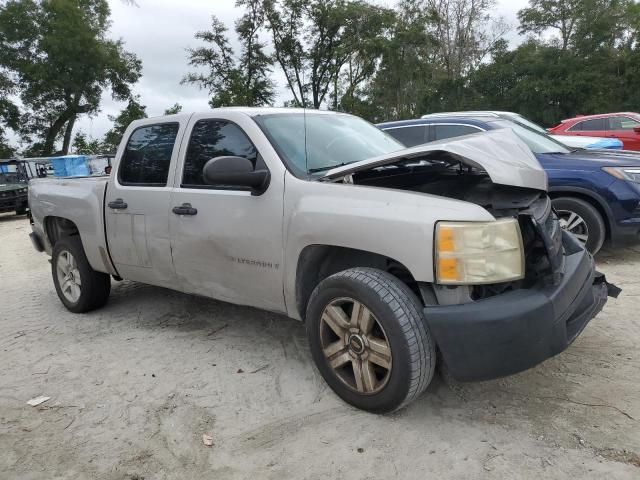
[424, 233, 616, 382]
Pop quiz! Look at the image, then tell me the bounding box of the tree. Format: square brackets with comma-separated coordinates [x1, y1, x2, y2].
[426, 0, 507, 80]
[0, 70, 19, 157]
[183, 0, 274, 108]
[360, 0, 440, 121]
[102, 96, 147, 153]
[0, 0, 142, 156]
[332, 2, 395, 112]
[264, 0, 389, 109]
[518, 0, 582, 50]
[72, 130, 103, 154]
[164, 103, 183, 115]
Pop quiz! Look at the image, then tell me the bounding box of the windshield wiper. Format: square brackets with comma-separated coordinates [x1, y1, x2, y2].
[308, 162, 350, 174]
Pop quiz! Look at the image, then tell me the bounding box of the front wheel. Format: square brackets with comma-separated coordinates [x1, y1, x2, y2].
[306, 268, 435, 413]
[52, 236, 111, 313]
[553, 197, 606, 254]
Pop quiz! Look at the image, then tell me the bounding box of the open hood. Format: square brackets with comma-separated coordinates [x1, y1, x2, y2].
[321, 129, 548, 191]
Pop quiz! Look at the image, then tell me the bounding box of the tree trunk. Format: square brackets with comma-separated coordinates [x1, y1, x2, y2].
[62, 113, 77, 154]
[42, 110, 74, 156]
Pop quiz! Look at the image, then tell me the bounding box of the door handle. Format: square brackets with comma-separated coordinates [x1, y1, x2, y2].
[172, 203, 198, 216]
[108, 198, 128, 210]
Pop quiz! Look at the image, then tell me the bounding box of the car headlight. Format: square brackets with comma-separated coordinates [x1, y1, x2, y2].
[602, 166, 640, 183]
[435, 218, 525, 285]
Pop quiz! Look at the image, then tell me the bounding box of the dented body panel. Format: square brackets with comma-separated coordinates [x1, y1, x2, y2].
[321, 129, 548, 191]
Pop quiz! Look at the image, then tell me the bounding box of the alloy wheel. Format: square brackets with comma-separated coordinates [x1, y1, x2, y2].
[557, 209, 589, 245]
[319, 297, 392, 394]
[56, 250, 82, 303]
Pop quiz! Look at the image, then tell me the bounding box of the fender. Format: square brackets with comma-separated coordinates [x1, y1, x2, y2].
[282, 177, 495, 319]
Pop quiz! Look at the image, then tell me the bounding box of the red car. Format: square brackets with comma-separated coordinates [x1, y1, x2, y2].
[549, 112, 640, 150]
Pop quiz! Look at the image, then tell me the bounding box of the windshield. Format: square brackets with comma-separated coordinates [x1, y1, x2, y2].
[0, 172, 22, 184]
[501, 113, 550, 135]
[254, 113, 404, 176]
[491, 119, 571, 154]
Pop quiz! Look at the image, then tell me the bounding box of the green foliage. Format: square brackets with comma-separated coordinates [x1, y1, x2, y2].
[72, 130, 103, 155]
[102, 96, 147, 153]
[0, 0, 141, 156]
[183, 0, 274, 108]
[265, 0, 392, 109]
[164, 103, 183, 115]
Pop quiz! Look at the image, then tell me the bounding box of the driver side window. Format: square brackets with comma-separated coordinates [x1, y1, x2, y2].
[182, 119, 258, 188]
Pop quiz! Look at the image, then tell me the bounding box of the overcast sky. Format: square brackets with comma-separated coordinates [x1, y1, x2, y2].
[30, 0, 531, 144]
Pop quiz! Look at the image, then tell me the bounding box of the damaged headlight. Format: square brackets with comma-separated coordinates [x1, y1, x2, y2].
[435, 218, 525, 285]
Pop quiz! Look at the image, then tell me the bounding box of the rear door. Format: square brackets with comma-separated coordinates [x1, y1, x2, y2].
[105, 119, 187, 288]
[606, 115, 640, 150]
[168, 113, 286, 312]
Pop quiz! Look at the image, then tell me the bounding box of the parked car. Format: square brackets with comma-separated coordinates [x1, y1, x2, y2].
[421, 111, 622, 150]
[548, 112, 640, 150]
[379, 111, 640, 254]
[0, 159, 29, 215]
[28, 108, 616, 412]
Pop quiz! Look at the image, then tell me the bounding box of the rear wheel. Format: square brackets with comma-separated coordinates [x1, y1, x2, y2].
[553, 197, 606, 254]
[306, 268, 435, 413]
[52, 236, 111, 313]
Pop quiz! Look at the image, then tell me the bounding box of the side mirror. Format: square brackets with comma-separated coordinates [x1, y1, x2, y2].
[633, 127, 640, 134]
[202, 156, 270, 195]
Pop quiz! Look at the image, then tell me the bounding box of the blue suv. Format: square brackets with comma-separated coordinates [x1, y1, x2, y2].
[378, 112, 640, 254]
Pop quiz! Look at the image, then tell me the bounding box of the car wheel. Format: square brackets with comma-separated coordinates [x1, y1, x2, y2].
[16, 208, 27, 216]
[553, 197, 606, 254]
[52, 235, 111, 313]
[306, 268, 435, 413]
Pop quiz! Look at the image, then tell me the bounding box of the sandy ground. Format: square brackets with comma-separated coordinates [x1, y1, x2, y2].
[0, 213, 638, 480]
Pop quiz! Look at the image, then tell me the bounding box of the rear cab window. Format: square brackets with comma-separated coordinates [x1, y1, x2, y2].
[118, 123, 180, 186]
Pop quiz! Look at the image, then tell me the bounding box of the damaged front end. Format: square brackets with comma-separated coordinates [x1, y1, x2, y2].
[324, 129, 619, 381]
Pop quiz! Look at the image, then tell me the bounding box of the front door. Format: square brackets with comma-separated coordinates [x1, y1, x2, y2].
[606, 115, 640, 150]
[168, 115, 286, 312]
[105, 121, 184, 288]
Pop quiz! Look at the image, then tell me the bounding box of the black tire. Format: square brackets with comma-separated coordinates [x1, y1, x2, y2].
[51, 235, 111, 313]
[552, 197, 606, 254]
[16, 208, 27, 216]
[306, 268, 435, 413]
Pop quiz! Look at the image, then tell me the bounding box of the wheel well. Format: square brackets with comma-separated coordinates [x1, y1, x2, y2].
[295, 245, 419, 321]
[44, 216, 80, 246]
[549, 191, 611, 240]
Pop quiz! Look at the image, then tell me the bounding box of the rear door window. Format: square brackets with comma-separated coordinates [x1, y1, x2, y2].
[385, 125, 427, 147]
[433, 124, 482, 140]
[569, 118, 605, 131]
[118, 123, 179, 186]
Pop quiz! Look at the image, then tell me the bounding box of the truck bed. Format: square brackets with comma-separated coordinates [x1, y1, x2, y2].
[28, 176, 113, 274]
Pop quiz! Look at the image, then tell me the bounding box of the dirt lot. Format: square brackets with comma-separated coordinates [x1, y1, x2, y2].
[0, 213, 638, 479]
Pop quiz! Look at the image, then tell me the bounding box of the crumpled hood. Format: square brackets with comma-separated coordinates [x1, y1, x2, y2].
[321, 129, 548, 191]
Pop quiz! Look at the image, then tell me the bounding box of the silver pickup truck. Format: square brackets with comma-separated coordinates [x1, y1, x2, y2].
[28, 108, 617, 412]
